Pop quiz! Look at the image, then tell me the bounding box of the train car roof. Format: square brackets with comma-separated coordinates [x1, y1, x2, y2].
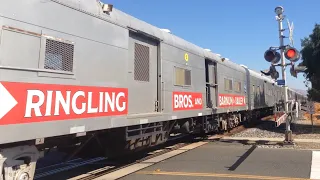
[288, 87, 305, 96]
[73, 1, 243, 66]
[74, 1, 286, 87]
[112, 5, 246, 72]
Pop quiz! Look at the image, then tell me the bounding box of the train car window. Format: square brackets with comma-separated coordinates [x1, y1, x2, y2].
[212, 66, 216, 84]
[174, 67, 191, 86]
[252, 85, 255, 94]
[234, 81, 241, 93]
[224, 78, 233, 91]
[44, 39, 74, 72]
[185, 69, 191, 86]
[270, 89, 272, 96]
[134, 43, 150, 82]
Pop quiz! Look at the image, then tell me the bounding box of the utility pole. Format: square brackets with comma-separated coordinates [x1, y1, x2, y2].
[261, 6, 306, 144]
[275, 7, 292, 143]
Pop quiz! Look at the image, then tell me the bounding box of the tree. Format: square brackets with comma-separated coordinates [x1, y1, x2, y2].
[300, 23, 320, 101]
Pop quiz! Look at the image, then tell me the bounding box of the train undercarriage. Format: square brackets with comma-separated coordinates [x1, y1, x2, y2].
[0, 107, 273, 180]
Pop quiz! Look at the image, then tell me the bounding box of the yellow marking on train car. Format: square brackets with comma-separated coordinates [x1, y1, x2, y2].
[184, 53, 189, 62]
[136, 170, 308, 180]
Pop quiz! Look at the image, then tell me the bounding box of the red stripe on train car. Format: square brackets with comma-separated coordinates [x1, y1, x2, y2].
[218, 94, 246, 108]
[0, 82, 128, 125]
[172, 91, 203, 111]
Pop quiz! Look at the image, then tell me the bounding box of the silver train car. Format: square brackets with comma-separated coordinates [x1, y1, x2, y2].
[0, 1, 307, 179]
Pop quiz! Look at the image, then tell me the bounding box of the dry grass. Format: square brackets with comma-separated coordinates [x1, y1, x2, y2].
[303, 102, 320, 123]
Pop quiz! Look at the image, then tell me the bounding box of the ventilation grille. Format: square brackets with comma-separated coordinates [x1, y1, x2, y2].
[134, 43, 150, 82]
[44, 39, 74, 72]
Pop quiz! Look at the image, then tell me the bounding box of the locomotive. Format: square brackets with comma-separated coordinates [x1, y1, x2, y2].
[0, 1, 307, 180]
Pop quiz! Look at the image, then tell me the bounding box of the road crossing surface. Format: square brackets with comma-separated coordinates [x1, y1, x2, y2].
[116, 141, 317, 180]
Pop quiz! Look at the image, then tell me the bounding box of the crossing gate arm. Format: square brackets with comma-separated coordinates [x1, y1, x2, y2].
[275, 113, 288, 127]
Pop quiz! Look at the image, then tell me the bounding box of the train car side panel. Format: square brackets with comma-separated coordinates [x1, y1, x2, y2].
[161, 41, 206, 117]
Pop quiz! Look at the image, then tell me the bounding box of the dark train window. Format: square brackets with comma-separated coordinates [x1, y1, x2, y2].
[234, 81, 241, 92]
[174, 67, 191, 86]
[134, 43, 150, 82]
[257, 86, 260, 95]
[252, 85, 255, 94]
[185, 69, 191, 85]
[224, 78, 233, 91]
[44, 39, 74, 72]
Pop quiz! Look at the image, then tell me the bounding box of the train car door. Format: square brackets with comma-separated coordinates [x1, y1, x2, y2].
[128, 31, 160, 114]
[205, 59, 217, 108]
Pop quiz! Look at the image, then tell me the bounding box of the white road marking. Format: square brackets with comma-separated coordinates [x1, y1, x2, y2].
[93, 163, 152, 180]
[179, 142, 208, 150]
[91, 140, 210, 179]
[310, 151, 320, 179]
[142, 149, 187, 163]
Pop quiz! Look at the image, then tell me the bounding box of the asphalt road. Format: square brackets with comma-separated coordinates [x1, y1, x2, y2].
[120, 141, 312, 180]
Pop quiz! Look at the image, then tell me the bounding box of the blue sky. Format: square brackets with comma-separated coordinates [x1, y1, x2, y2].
[103, 0, 319, 90]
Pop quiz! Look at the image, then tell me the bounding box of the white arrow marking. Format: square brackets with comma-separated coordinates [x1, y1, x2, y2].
[0, 83, 18, 119]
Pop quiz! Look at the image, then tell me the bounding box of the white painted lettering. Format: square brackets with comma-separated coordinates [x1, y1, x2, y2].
[87, 92, 98, 113]
[45, 91, 53, 116]
[25, 90, 45, 117]
[72, 91, 86, 115]
[173, 94, 196, 109]
[174, 94, 179, 108]
[24, 88, 128, 118]
[116, 92, 126, 112]
[99, 92, 103, 113]
[105, 92, 115, 112]
[219, 95, 245, 106]
[195, 98, 202, 105]
[54, 91, 71, 116]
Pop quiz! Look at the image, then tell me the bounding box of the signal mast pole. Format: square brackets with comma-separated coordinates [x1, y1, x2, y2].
[275, 6, 291, 143]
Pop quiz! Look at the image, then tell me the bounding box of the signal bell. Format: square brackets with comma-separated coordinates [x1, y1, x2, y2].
[284, 46, 300, 62]
[264, 49, 280, 64]
[290, 65, 307, 78]
[260, 65, 279, 80]
[290, 65, 297, 78]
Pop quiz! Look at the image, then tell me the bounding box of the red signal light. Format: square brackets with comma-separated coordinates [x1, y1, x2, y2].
[286, 49, 296, 58]
[284, 46, 300, 62]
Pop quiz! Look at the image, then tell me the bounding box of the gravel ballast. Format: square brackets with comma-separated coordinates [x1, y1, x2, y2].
[230, 119, 320, 149]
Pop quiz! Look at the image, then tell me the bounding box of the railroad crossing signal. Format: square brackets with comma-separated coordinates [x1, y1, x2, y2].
[290, 64, 307, 78]
[264, 49, 281, 64]
[260, 65, 279, 80]
[290, 65, 297, 78]
[284, 46, 300, 62]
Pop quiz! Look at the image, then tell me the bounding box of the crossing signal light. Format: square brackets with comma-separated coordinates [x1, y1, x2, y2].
[284, 46, 300, 62]
[264, 49, 280, 64]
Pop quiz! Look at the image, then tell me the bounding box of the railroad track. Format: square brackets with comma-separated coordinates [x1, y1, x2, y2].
[35, 121, 260, 180]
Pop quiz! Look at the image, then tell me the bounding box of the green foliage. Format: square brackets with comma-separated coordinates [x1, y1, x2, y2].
[300, 23, 320, 101]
